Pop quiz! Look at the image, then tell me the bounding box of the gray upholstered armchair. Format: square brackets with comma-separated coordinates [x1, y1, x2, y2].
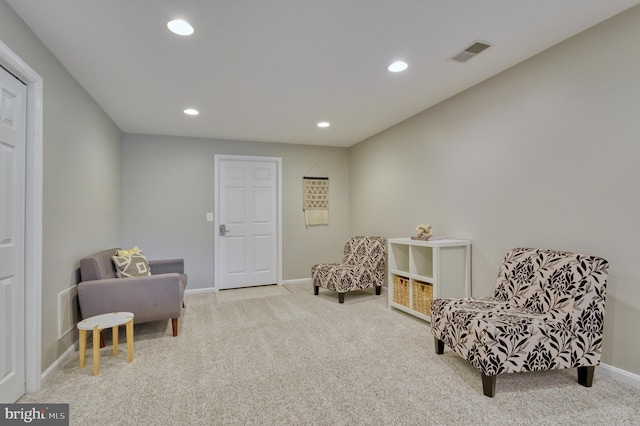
[311, 236, 386, 303]
[431, 248, 608, 397]
[78, 249, 188, 337]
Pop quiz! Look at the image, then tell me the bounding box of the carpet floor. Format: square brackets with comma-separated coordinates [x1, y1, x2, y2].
[19, 284, 640, 425]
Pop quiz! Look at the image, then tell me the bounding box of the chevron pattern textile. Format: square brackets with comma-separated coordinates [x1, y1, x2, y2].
[303, 177, 329, 226]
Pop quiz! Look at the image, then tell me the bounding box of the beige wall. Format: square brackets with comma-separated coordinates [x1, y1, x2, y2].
[349, 6, 640, 375]
[122, 134, 350, 289]
[0, 0, 123, 371]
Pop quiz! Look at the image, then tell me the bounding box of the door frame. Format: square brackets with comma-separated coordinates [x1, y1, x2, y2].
[213, 155, 282, 290]
[0, 41, 43, 394]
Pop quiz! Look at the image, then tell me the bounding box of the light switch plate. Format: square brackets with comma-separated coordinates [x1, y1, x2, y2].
[206, 212, 214, 222]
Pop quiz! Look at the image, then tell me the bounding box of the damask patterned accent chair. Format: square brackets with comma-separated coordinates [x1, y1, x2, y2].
[312, 236, 386, 303]
[431, 248, 608, 397]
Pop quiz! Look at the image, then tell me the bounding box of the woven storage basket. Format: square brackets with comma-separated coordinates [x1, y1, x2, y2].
[413, 280, 433, 316]
[392, 275, 409, 307]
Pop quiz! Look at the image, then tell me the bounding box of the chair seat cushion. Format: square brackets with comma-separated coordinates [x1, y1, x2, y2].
[312, 263, 380, 293]
[431, 297, 574, 376]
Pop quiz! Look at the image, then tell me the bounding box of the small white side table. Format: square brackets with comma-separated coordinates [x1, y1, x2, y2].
[78, 312, 134, 375]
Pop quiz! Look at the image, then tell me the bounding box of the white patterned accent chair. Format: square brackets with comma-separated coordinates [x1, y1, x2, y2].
[431, 248, 608, 397]
[311, 236, 386, 303]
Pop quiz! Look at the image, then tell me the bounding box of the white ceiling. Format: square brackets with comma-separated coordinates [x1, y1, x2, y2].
[7, 0, 640, 147]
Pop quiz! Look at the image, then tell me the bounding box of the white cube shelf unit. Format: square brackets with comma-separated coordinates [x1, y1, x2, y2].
[388, 238, 471, 321]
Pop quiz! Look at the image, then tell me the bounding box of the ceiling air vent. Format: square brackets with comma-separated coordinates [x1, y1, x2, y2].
[449, 41, 492, 63]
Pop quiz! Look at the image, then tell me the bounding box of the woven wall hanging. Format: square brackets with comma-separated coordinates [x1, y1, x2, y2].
[303, 177, 329, 226]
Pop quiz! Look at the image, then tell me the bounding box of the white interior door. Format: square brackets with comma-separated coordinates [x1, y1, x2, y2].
[0, 65, 27, 403]
[216, 157, 279, 289]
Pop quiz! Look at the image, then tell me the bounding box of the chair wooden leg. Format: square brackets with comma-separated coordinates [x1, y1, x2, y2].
[482, 373, 496, 397]
[338, 293, 345, 303]
[375, 286, 381, 295]
[172, 318, 178, 336]
[99, 331, 105, 348]
[434, 337, 444, 354]
[313, 285, 319, 295]
[578, 366, 595, 387]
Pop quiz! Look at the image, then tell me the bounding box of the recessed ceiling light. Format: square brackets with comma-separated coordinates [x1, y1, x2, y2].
[388, 61, 408, 72]
[184, 108, 199, 116]
[167, 19, 194, 36]
[317, 122, 330, 128]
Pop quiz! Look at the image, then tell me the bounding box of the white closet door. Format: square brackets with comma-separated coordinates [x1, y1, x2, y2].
[0, 65, 27, 403]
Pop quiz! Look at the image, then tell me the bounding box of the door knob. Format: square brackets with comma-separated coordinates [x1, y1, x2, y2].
[219, 224, 227, 236]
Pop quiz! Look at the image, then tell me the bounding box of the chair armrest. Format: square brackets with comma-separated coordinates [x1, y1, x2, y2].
[77, 273, 183, 323]
[149, 259, 184, 275]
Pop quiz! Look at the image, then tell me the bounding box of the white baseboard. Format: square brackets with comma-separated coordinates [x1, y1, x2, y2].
[185, 281, 311, 292]
[185, 287, 217, 295]
[281, 278, 311, 286]
[40, 343, 76, 385]
[598, 363, 640, 389]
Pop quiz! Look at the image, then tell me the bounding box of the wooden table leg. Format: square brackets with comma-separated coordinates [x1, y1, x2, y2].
[126, 317, 134, 363]
[92, 325, 100, 376]
[112, 325, 119, 356]
[79, 329, 87, 368]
